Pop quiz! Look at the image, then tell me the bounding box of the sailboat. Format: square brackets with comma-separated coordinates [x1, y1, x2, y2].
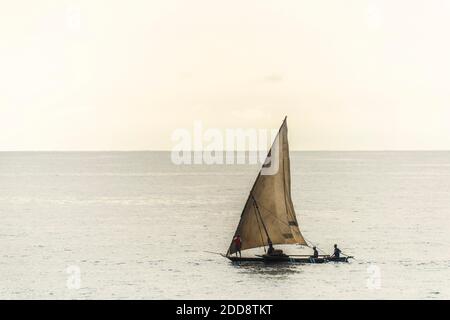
[224, 117, 351, 263]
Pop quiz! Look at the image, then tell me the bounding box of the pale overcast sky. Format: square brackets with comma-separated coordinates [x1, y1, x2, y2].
[1, 0, 450, 150]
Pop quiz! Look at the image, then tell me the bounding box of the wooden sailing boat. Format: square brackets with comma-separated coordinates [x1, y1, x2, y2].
[225, 117, 351, 263]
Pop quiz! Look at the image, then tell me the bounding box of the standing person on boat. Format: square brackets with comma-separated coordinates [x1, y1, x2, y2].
[331, 244, 341, 258]
[233, 235, 242, 257]
[311, 246, 319, 259]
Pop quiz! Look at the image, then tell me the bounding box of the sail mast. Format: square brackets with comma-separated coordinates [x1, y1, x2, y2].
[251, 194, 271, 243]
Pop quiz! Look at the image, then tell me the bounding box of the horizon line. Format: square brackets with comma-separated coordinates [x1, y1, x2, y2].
[1, 149, 450, 152]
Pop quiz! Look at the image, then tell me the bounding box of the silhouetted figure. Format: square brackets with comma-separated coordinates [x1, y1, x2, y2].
[331, 244, 341, 258]
[267, 240, 275, 255]
[267, 239, 284, 256]
[311, 246, 319, 258]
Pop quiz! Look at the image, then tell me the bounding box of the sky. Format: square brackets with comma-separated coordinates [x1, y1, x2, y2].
[1, 0, 450, 151]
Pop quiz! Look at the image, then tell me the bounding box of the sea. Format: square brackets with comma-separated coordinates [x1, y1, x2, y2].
[0, 151, 449, 299]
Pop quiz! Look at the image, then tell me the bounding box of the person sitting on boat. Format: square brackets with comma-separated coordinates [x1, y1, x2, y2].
[267, 240, 284, 256]
[331, 244, 341, 258]
[233, 234, 242, 257]
[267, 240, 275, 255]
[311, 246, 319, 259]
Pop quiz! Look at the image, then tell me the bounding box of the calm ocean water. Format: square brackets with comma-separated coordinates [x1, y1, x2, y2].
[0, 151, 449, 299]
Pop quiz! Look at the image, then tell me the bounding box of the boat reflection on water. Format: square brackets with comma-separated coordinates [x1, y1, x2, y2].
[230, 261, 302, 277]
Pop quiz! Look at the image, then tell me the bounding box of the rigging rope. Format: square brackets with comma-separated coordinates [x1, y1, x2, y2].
[252, 201, 267, 253]
[251, 196, 340, 257]
[255, 202, 330, 254]
[256, 202, 292, 228]
[302, 236, 330, 255]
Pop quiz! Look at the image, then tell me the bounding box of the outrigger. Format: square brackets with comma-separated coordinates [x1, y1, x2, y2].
[226, 255, 350, 264]
[224, 117, 353, 264]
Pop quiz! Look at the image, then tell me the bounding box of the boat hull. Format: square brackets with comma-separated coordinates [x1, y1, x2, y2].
[226, 255, 351, 264]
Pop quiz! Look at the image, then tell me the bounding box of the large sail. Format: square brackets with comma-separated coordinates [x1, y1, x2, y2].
[227, 117, 307, 255]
